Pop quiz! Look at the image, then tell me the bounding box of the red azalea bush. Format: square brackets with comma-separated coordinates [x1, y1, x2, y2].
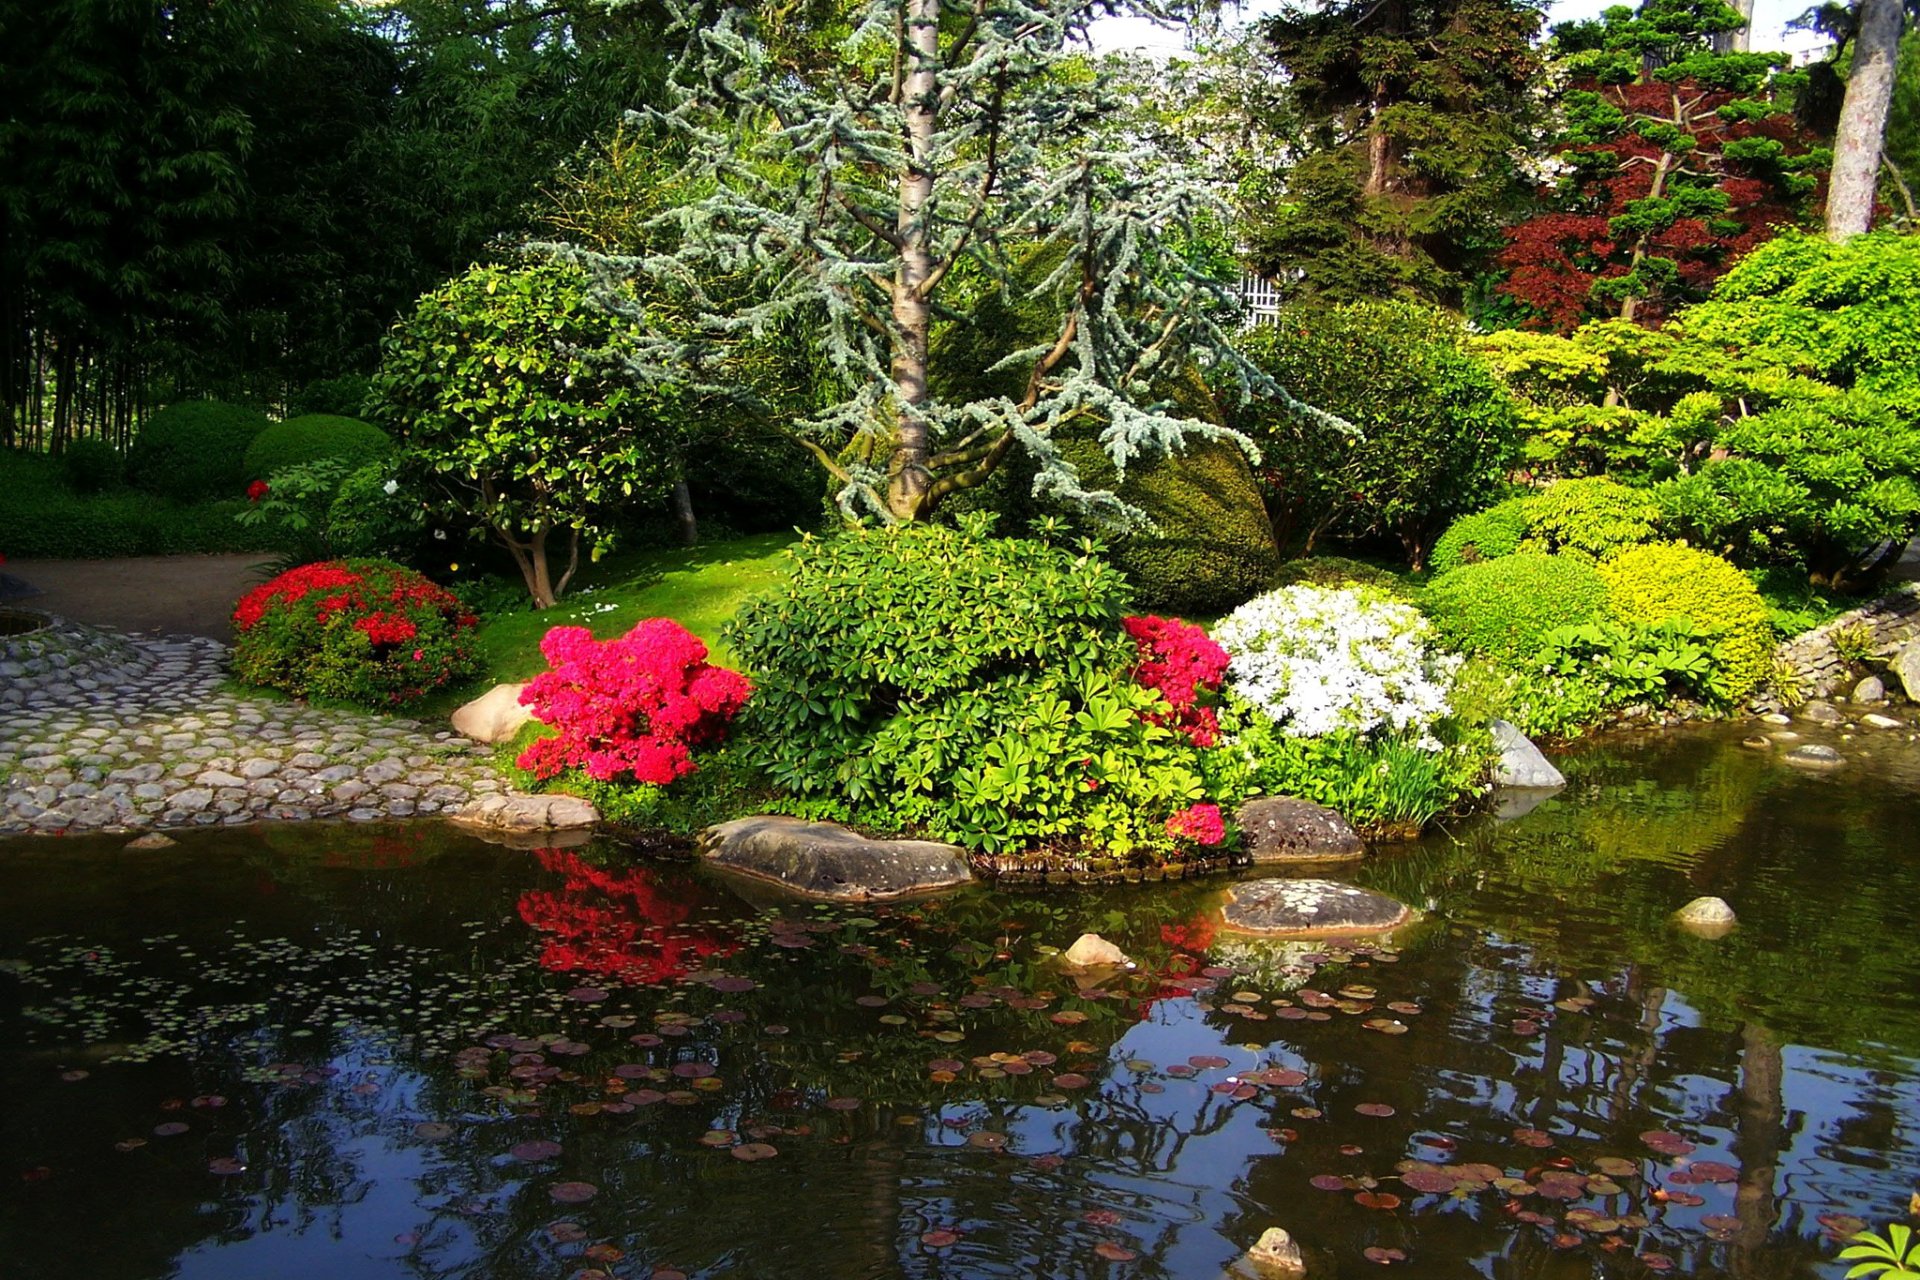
[517, 619, 752, 786]
[231, 558, 479, 707]
[1124, 614, 1229, 746]
[1164, 802, 1225, 846]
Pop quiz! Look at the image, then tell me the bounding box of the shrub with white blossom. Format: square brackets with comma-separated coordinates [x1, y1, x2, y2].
[1213, 584, 1460, 740]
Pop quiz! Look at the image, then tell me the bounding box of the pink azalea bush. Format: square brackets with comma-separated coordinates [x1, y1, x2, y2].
[517, 619, 752, 786]
[1164, 803, 1225, 846]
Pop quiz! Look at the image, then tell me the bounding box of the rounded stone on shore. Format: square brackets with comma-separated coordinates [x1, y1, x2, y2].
[1245, 1226, 1308, 1277]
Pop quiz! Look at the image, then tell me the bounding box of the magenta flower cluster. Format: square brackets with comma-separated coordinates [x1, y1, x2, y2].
[517, 619, 753, 785]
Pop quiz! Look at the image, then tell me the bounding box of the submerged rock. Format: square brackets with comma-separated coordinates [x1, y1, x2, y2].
[1783, 744, 1845, 769]
[697, 816, 971, 901]
[1864, 712, 1904, 730]
[1061, 933, 1131, 970]
[451, 682, 533, 744]
[1798, 700, 1846, 726]
[1237, 797, 1365, 863]
[1674, 895, 1737, 937]
[1490, 787, 1560, 821]
[124, 832, 177, 850]
[1218, 878, 1413, 938]
[1489, 720, 1566, 789]
[1741, 736, 1771, 750]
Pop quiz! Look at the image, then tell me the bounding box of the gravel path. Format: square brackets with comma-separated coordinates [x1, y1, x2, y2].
[1, 615, 503, 836]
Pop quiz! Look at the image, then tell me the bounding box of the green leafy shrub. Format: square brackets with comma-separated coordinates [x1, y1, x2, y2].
[1267, 555, 1416, 596]
[1598, 542, 1774, 701]
[1449, 655, 1615, 741]
[1429, 497, 1535, 575]
[1234, 301, 1518, 566]
[1520, 477, 1661, 559]
[1423, 553, 1609, 661]
[1217, 715, 1487, 835]
[127, 400, 271, 501]
[233, 459, 358, 563]
[290, 374, 374, 418]
[326, 461, 426, 559]
[1538, 617, 1726, 707]
[231, 559, 479, 708]
[1064, 435, 1281, 617]
[59, 438, 122, 494]
[726, 518, 1216, 858]
[243, 414, 393, 482]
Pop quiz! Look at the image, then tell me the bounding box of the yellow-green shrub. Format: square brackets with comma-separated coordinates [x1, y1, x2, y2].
[1599, 543, 1773, 701]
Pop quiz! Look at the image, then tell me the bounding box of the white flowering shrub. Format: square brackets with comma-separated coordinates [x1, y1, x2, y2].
[1213, 584, 1460, 739]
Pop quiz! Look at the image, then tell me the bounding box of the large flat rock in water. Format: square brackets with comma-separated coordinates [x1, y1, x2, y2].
[1219, 878, 1413, 938]
[698, 816, 972, 901]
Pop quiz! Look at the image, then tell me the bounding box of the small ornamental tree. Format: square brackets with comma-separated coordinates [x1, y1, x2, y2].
[517, 620, 753, 786]
[1497, 0, 1827, 331]
[561, 0, 1337, 525]
[373, 260, 683, 608]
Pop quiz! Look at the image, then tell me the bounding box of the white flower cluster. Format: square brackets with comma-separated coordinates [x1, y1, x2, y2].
[1213, 585, 1460, 740]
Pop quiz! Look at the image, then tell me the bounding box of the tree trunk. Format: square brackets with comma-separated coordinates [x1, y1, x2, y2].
[671, 476, 698, 547]
[1730, 1021, 1785, 1266]
[885, 0, 940, 522]
[1828, 0, 1906, 240]
[1713, 0, 1754, 53]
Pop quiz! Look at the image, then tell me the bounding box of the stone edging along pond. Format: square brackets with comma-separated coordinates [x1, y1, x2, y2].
[0, 612, 516, 837]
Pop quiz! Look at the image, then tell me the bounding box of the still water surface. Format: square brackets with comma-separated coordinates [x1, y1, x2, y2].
[2, 725, 1918, 1279]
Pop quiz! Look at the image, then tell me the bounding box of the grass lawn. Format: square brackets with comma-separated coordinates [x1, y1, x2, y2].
[431, 532, 798, 714]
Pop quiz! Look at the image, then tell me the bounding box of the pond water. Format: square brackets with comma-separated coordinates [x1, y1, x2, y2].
[3, 725, 1919, 1280]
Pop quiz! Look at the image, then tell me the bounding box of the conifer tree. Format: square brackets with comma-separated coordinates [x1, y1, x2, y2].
[1242, 0, 1548, 307]
[565, 0, 1327, 523]
[1496, 0, 1826, 330]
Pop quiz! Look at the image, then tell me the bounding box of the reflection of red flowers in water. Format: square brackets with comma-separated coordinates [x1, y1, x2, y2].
[1133, 914, 1219, 1020]
[517, 849, 737, 986]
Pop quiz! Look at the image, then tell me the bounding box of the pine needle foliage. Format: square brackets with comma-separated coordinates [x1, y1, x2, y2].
[561, 0, 1338, 524]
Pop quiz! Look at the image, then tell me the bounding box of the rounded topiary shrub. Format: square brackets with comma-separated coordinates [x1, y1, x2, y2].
[128, 400, 272, 501]
[231, 559, 479, 708]
[60, 437, 123, 494]
[1423, 553, 1609, 661]
[1520, 477, 1661, 560]
[1268, 555, 1415, 597]
[1066, 435, 1281, 617]
[290, 374, 374, 419]
[243, 414, 393, 483]
[1598, 542, 1774, 702]
[1430, 497, 1534, 575]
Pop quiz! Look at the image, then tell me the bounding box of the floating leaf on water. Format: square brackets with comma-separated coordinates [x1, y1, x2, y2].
[567, 988, 608, 1003]
[670, 1062, 715, 1079]
[732, 1142, 779, 1162]
[153, 1122, 189, 1137]
[1189, 1055, 1230, 1070]
[709, 977, 756, 993]
[549, 1181, 598, 1203]
[1092, 1242, 1137, 1262]
[1355, 1103, 1395, 1118]
[623, 1089, 666, 1107]
[763, 1025, 790, 1036]
[1513, 1127, 1553, 1148]
[584, 1243, 625, 1263]
[207, 1157, 246, 1176]
[114, 1139, 147, 1153]
[1051, 1073, 1092, 1090]
[855, 996, 889, 1008]
[1363, 1018, 1410, 1035]
[699, 1130, 736, 1148]
[1686, 1160, 1737, 1183]
[1639, 1130, 1695, 1157]
[628, 1033, 663, 1048]
[920, 1230, 960, 1248]
[1639, 1254, 1675, 1272]
[1084, 1210, 1122, 1227]
[1401, 1170, 1458, 1194]
[1592, 1156, 1637, 1177]
[650, 1270, 689, 1280]
[1354, 1192, 1401, 1210]
[60, 1070, 89, 1082]
[511, 1140, 563, 1162]
[413, 1122, 455, 1140]
[1511, 1020, 1540, 1035]
[1310, 1174, 1348, 1191]
[966, 1132, 1009, 1151]
[933, 1031, 966, 1044]
[1363, 1247, 1407, 1265]
[825, 1097, 861, 1111]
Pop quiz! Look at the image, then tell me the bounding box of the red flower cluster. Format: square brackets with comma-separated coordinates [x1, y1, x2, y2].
[1123, 614, 1229, 746]
[247, 479, 270, 503]
[354, 611, 419, 645]
[517, 619, 752, 786]
[1164, 802, 1225, 846]
[229, 558, 478, 708]
[517, 848, 738, 985]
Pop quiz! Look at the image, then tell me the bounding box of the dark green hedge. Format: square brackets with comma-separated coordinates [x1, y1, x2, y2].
[127, 400, 272, 501]
[0, 451, 277, 558]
